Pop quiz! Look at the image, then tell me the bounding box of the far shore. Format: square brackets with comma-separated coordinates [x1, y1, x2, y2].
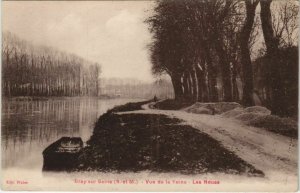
[2, 96, 147, 101]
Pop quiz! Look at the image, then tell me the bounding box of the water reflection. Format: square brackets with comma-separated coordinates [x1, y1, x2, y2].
[2, 97, 140, 169]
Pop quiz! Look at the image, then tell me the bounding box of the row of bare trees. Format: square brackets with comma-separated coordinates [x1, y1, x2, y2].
[2, 31, 101, 97]
[146, 0, 298, 116]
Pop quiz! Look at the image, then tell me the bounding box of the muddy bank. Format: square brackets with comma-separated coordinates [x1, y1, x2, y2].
[76, 101, 263, 176]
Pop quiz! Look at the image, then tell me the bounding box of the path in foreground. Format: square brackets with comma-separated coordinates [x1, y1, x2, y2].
[118, 102, 297, 180]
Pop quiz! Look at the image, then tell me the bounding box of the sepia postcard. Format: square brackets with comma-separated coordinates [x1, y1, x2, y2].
[1, 0, 298, 192]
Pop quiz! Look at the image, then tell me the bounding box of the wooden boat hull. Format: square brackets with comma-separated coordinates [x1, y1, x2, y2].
[42, 137, 83, 171]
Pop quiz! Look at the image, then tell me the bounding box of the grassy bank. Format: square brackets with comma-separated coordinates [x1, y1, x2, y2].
[78, 100, 264, 176]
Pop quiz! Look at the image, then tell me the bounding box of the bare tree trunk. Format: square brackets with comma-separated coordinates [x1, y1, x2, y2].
[182, 71, 190, 100]
[202, 44, 218, 102]
[195, 64, 204, 102]
[231, 66, 239, 101]
[239, 0, 259, 106]
[187, 71, 193, 101]
[215, 41, 233, 102]
[191, 67, 198, 102]
[207, 65, 218, 102]
[171, 73, 184, 101]
[260, 0, 286, 116]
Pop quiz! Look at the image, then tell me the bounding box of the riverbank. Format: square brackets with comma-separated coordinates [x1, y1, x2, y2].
[77, 99, 297, 178]
[77, 100, 264, 176]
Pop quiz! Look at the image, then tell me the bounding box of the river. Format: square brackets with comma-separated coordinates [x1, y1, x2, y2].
[1, 97, 141, 170]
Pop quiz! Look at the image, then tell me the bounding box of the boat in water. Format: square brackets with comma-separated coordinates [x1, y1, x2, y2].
[42, 137, 83, 171]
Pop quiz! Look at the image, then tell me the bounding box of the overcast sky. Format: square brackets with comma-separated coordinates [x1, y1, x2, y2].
[3, 1, 155, 82]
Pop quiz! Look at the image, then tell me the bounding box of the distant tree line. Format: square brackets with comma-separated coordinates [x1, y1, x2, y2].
[100, 78, 174, 99]
[146, 0, 298, 116]
[2, 31, 101, 97]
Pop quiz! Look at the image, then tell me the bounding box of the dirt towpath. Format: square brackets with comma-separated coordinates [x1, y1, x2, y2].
[117, 102, 297, 180]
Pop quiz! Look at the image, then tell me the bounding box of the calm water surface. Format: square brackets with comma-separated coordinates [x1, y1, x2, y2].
[2, 97, 141, 170]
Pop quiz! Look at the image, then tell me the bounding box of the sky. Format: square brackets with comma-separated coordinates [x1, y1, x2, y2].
[2, 1, 155, 82]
